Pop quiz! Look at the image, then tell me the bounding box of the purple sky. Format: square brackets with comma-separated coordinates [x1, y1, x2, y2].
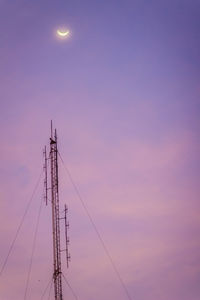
[0, 1, 200, 299]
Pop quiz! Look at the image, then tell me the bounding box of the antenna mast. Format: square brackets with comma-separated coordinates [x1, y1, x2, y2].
[44, 121, 70, 300]
[50, 125, 63, 300]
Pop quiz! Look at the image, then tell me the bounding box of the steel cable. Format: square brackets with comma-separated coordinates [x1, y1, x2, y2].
[40, 277, 53, 300]
[62, 273, 79, 300]
[58, 152, 132, 300]
[24, 194, 44, 300]
[0, 169, 43, 277]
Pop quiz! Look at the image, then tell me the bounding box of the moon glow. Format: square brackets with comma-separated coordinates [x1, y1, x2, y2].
[57, 29, 70, 38]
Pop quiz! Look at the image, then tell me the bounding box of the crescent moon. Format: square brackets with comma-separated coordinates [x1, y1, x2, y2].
[57, 29, 70, 37]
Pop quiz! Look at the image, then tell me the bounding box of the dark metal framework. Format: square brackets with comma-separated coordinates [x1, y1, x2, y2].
[44, 122, 70, 300]
[50, 126, 63, 300]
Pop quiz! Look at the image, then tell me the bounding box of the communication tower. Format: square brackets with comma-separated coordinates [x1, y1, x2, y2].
[44, 122, 70, 300]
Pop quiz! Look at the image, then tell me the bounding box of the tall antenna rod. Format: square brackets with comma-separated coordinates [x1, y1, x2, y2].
[64, 205, 70, 268]
[43, 146, 48, 206]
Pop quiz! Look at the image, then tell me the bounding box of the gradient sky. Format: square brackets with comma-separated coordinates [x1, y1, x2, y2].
[0, 1, 200, 299]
